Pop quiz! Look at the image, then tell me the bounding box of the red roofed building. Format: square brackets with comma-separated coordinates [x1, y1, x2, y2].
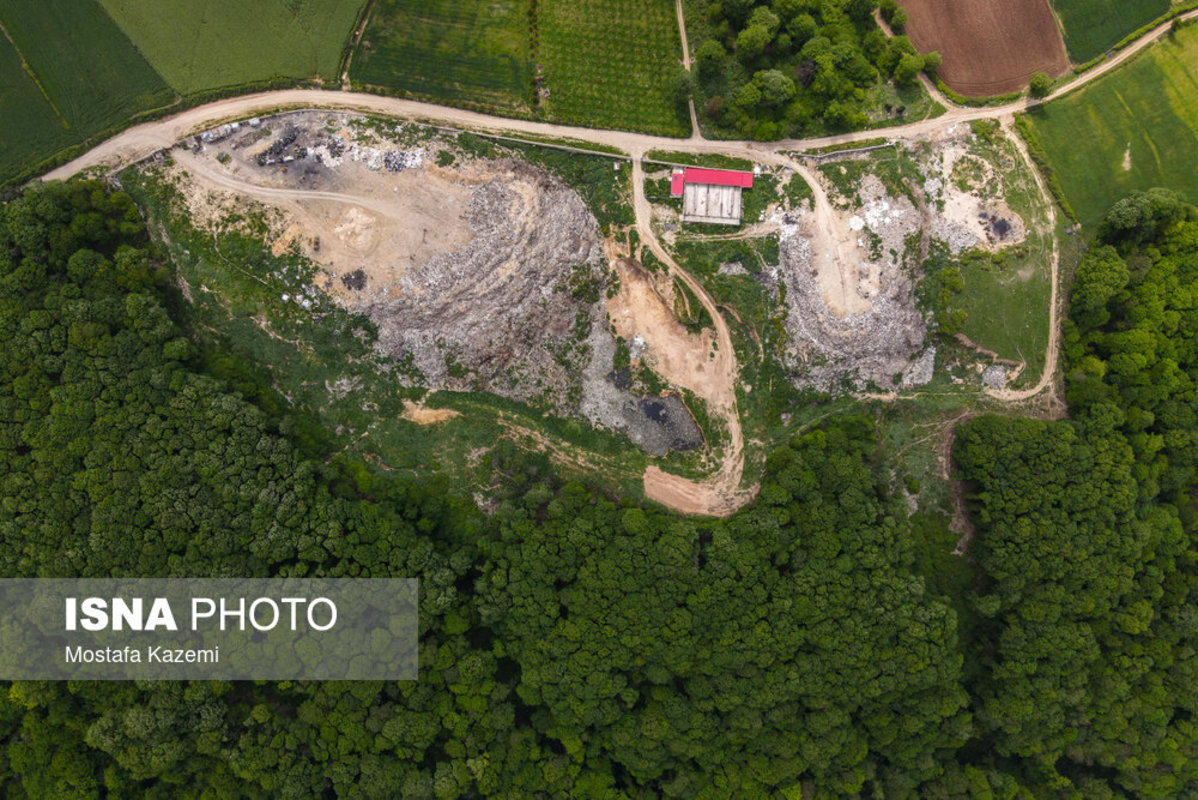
[670, 166, 756, 225]
[683, 167, 754, 188]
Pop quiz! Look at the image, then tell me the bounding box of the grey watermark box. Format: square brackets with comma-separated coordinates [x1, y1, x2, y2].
[0, 579, 418, 680]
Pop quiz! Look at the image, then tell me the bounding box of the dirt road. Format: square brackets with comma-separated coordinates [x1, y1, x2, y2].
[48, 9, 1198, 183]
[675, 0, 701, 139]
[631, 158, 754, 516]
[986, 115, 1061, 403]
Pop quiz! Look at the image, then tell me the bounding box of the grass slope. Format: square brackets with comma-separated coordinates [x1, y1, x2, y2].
[351, 0, 531, 110]
[1051, 0, 1169, 63]
[1024, 23, 1198, 229]
[539, 0, 688, 136]
[97, 0, 364, 93]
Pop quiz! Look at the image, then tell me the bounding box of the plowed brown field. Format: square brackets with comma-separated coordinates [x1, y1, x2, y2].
[899, 0, 1070, 96]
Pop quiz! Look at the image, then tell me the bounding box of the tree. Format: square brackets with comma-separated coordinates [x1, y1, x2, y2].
[893, 52, 926, 85]
[736, 23, 773, 63]
[1029, 71, 1052, 97]
[695, 39, 726, 79]
[844, 0, 877, 22]
[1098, 188, 1192, 249]
[753, 69, 797, 107]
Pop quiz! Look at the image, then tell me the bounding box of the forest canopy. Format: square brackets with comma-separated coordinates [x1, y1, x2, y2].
[0, 182, 1195, 798]
[688, 0, 940, 139]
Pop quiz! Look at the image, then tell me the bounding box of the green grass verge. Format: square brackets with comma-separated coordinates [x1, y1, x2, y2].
[351, 0, 531, 111]
[645, 150, 754, 170]
[539, 0, 688, 136]
[97, 0, 364, 93]
[1051, 0, 1169, 63]
[1024, 22, 1198, 229]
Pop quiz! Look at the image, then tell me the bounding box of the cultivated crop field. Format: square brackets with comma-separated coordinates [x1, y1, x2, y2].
[1023, 23, 1198, 228]
[97, 0, 364, 93]
[351, 0, 531, 111]
[900, 0, 1068, 96]
[539, 0, 688, 136]
[1050, 0, 1170, 63]
[0, 0, 172, 182]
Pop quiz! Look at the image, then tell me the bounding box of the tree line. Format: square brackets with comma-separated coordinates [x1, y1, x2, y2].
[688, 0, 940, 140]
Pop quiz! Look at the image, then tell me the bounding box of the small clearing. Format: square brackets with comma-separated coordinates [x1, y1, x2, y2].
[401, 400, 460, 425]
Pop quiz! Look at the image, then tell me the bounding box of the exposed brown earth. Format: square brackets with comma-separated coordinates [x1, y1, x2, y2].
[899, 0, 1070, 96]
[401, 400, 460, 425]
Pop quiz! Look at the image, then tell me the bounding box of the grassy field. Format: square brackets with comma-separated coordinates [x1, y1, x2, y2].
[1024, 22, 1198, 229]
[950, 128, 1055, 382]
[0, 33, 73, 181]
[0, 0, 173, 182]
[351, 0, 532, 110]
[97, 0, 364, 93]
[539, 0, 688, 136]
[1050, 0, 1170, 63]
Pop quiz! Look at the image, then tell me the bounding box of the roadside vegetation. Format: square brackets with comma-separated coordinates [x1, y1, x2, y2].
[683, 0, 943, 140]
[1023, 21, 1198, 229]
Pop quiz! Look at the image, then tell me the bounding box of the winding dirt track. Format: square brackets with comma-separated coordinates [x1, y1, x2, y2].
[632, 159, 752, 515]
[40, 11, 1197, 515]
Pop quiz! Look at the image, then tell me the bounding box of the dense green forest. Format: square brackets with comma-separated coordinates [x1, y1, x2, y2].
[0, 181, 1196, 797]
[687, 0, 940, 139]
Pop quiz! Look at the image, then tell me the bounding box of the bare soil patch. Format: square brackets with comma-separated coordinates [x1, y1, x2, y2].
[606, 258, 721, 402]
[899, 0, 1069, 96]
[401, 400, 460, 425]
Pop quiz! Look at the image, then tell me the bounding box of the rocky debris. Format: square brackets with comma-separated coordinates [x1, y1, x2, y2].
[777, 177, 933, 391]
[579, 324, 703, 456]
[779, 223, 931, 391]
[922, 133, 1026, 255]
[982, 364, 1008, 389]
[902, 347, 936, 387]
[718, 261, 749, 276]
[356, 159, 603, 412]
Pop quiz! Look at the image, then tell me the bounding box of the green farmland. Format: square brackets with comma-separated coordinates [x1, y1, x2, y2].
[1050, 0, 1170, 62]
[539, 0, 688, 136]
[97, 0, 364, 93]
[0, 0, 172, 182]
[352, 0, 689, 135]
[1024, 22, 1198, 229]
[351, 0, 532, 110]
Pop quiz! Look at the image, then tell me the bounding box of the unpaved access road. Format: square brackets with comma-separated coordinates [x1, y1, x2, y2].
[47, 9, 1198, 183]
[41, 11, 1193, 515]
[632, 158, 754, 516]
